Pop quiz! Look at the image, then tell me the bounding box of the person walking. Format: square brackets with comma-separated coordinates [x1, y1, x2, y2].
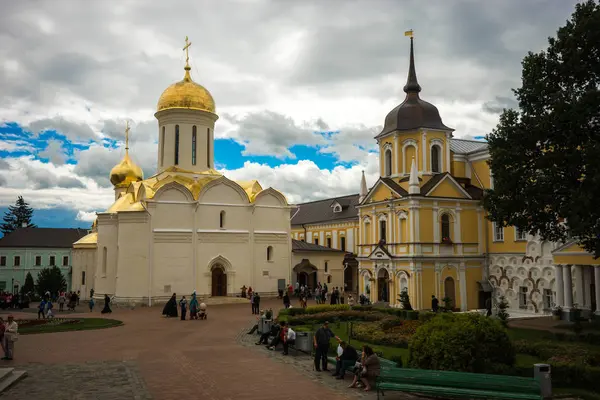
[89, 297, 95, 312]
[2, 315, 18, 361]
[179, 296, 188, 321]
[58, 292, 66, 312]
[431, 295, 439, 313]
[253, 292, 261, 315]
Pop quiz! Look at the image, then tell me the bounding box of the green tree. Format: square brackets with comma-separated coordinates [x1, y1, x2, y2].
[1, 196, 36, 236]
[398, 288, 413, 310]
[483, 1, 600, 257]
[21, 272, 35, 295]
[496, 296, 510, 328]
[35, 266, 67, 297]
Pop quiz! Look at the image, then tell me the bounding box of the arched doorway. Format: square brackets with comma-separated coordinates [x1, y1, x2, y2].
[293, 259, 318, 289]
[211, 265, 227, 296]
[377, 268, 390, 302]
[444, 277, 456, 309]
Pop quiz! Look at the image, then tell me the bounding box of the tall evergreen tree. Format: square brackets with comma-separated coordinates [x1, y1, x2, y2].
[35, 266, 67, 297]
[1, 196, 36, 236]
[484, 1, 600, 257]
[21, 272, 35, 295]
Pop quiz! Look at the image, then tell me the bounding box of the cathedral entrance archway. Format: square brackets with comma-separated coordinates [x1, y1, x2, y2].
[293, 259, 318, 289]
[377, 268, 389, 302]
[211, 265, 227, 297]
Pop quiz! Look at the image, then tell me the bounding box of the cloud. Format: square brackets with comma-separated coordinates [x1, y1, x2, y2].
[0, 139, 35, 153]
[76, 210, 97, 222]
[26, 117, 97, 142]
[38, 139, 68, 165]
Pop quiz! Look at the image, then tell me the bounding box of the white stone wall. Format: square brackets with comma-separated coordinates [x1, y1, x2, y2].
[488, 237, 558, 315]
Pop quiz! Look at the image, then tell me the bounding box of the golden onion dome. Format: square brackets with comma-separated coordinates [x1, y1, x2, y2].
[109, 152, 144, 188]
[156, 65, 215, 113]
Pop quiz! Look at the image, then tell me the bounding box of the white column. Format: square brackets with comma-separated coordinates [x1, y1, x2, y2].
[459, 263, 468, 311]
[393, 135, 399, 175]
[445, 132, 451, 173]
[584, 267, 592, 309]
[554, 265, 564, 308]
[574, 264, 584, 308]
[421, 131, 427, 173]
[594, 266, 600, 315]
[563, 265, 573, 310]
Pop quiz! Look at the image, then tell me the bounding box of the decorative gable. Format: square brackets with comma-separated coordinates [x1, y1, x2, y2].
[368, 242, 393, 260]
[423, 174, 471, 199]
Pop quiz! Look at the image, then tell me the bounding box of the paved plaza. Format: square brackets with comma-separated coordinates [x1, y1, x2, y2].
[0, 299, 416, 400]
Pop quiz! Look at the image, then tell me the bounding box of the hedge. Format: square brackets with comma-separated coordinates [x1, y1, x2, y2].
[513, 340, 600, 367]
[278, 304, 350, 317]
[287, 310, 386, 326]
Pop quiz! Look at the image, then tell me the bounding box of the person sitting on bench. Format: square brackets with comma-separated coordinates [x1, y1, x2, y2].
[332, 340, 358, 379]
[256, 322, 280, 345]
[267, 322, 295, 355]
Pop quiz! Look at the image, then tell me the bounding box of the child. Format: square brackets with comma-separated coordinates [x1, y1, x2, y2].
[38, 299, 46, 319]
[45, 300, 54, 319]
[89, 297, 95, 312]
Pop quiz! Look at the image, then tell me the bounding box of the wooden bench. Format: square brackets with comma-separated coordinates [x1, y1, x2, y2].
[376, 368, 542, 400]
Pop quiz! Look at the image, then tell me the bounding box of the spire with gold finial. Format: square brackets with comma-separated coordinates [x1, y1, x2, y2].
[109, 121, 144, 188]
[359, 170, 368, 203]
[403, 29, 421, 94]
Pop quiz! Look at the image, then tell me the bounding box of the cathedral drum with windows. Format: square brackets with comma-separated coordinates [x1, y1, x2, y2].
[71, 38, 293, 304]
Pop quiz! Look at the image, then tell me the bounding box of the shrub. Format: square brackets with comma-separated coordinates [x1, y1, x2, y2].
[279, 304, 349, 317]
[408, 313, 515, 374]
[496, 296, 510, 327]
[398, 289, 413, 310]
[287, 310, 386, 326]
[418, 311, 437, 323]
[351, 319, 422, 348]
[513, 339, 600, 367]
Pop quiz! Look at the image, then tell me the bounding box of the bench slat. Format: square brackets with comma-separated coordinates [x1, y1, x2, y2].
[380, 369, 539, 393]
[377, 383, 542, 400]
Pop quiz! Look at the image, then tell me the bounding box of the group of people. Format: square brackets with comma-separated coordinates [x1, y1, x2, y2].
[162, 292, 207, 320]
[0, 292, 30, 309]
[313, 321, 380, 391]
[0, 315, 18, 361]
[56, 291, 80, 311]
[280, 282, 355, 310]
[254, 320, 296, 355]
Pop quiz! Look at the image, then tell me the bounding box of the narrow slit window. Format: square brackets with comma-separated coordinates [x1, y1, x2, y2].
[161, 126, 165, 166]
[192, 126, 197, 165]
[174, 125, 180, 165]
[219, 210, 225, 228]
[207, 128, 211, 168]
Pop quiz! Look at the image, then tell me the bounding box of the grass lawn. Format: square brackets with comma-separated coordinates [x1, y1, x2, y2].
[19, 318, 122, 335]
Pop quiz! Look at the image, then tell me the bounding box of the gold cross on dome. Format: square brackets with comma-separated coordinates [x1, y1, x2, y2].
[183, 36, 192, 66]
[125, 121, 130, 150]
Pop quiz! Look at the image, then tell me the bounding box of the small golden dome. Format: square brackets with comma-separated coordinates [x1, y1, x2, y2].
[156, 66, 215, 113]
[110, 152, 144, 188]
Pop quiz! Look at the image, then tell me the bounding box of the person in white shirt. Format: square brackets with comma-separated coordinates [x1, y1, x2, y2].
[283, 323, 295, 355]
[3, 315, 18, 360]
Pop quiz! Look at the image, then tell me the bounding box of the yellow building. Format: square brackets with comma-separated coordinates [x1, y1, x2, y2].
[290, 192, 361, 293]
[351, 35, 600, 317]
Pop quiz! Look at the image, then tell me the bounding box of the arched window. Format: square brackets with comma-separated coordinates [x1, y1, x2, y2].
[174, 125, 180, 165]
[325, 261, 329, 272]
[219, 210, 225, 228]
[441, 214, 451, 241]
[192, 126, 197, 165]
[267, 246, 273, 261]
[431, 145, 441, 173]
[327, 275, 332, 284]
[384, 149, 392, 177]
[379, 220, 387, 243]
[102, 246, 107, 275]
[161, 126, 165, 166]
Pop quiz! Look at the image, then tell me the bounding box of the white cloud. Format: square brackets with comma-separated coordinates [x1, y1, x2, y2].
[0, 0, 582, 223]
[76, 210, 97, 222]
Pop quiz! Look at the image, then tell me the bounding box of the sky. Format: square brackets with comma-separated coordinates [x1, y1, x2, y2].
[0, 0, 581, 230]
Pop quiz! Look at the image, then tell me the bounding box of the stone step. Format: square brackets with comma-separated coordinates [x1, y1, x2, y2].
[0, 367, 27, 394]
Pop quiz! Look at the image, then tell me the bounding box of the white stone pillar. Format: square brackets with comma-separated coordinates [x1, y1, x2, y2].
[574, 264, 584, 308]
[595, 266, 600, 316]
[554, 265, 564, 308]
[584, 267, 592, 309]
[445, 132, 451, 172]
[393, 135, 399, 175]
[459, 263, 468, 311]
[563, 265, 573, 310]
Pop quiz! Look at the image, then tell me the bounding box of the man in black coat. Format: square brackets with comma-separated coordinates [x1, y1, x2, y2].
[313, 321, 337, 372]
[333, 340, 358, 379]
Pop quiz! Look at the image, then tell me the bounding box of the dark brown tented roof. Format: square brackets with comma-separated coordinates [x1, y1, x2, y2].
[380, 178, 409, 196]
[376, 37, 453, 138]
[292, 239, 345, 253]
[291, 194, 360, 226]
[0, 227, 90, 248]
[419, 173, 448, 195]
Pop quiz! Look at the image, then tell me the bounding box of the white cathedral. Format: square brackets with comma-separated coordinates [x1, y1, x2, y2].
[72, 40, 292, 304]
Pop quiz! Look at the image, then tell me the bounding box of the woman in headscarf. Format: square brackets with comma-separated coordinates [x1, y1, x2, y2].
[189, 292, 199, 320]
[162, 293, 178, 318]
[101, 294, 112, 314]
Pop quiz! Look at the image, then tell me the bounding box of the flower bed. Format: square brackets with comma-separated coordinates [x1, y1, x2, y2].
[287, 310, 386, 326]
[17, 318, 122, 334]
[351, 319, 422, 348]
[279, 304, 350, 317]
